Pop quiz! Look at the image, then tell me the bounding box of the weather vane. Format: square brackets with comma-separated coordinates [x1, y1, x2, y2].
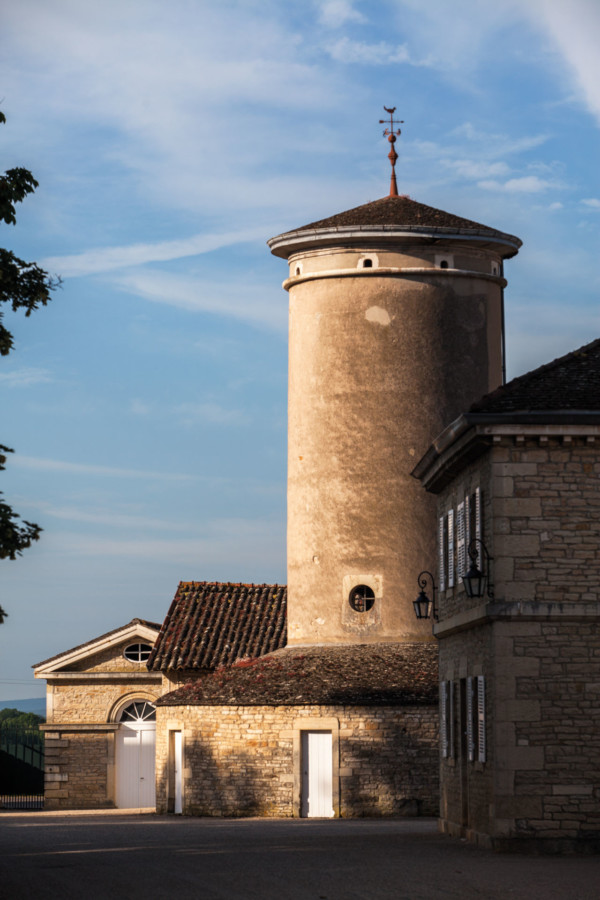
[379, 106, 403, 197]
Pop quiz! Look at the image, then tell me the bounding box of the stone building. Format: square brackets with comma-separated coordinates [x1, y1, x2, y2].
[413, 338, 600, 852]
[35, 182, 523, 818]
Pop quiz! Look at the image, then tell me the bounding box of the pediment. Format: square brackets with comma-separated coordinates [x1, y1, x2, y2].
[34, 619, 160, 677]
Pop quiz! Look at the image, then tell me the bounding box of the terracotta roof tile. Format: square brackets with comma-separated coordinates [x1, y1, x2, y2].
[147, 582, 287, 672]
[294, 195, 517, 240]
[156, 642, 438, 706]
[469, 337, 600, 414]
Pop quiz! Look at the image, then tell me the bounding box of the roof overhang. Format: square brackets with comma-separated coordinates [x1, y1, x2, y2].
[267, 224, 522, 260]
[34, 621, 160, 676]
[412, 411, 600, 494]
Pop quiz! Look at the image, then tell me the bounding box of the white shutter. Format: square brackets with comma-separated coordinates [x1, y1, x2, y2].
[447, 509, 455, 588]
[466, 677, 475, 762]
[475, 487, 482, 541]
[448, 680, 455, 759]
[440, 681, 448, 759]
[456, 502, 465, 580]
[438, 516, 446, 592]
[465, 493, 471, 552]
[477, 676, 486, 763]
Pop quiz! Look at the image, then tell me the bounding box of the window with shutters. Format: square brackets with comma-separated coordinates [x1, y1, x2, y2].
[439, 509, 455, 592]
[447, 509, 455, 588]
[440, 680, 455, 759]
[456, 501, 466, 581]
[465, 675, 486, 764]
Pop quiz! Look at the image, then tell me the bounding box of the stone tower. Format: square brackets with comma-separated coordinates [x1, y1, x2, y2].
[268, 191, 521, 646]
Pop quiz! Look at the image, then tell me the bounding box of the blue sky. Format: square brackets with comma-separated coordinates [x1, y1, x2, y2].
[1, 0, 599, 700]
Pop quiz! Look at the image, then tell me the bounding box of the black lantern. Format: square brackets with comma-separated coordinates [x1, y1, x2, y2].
[413, 571, 437, 621]
[462, 539, 493, 599]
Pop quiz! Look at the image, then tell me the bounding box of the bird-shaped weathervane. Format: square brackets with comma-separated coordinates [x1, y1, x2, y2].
[379, 106, 403, 197]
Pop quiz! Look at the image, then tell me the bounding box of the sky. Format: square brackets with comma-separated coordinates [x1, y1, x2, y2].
[1, 0, 599, 701]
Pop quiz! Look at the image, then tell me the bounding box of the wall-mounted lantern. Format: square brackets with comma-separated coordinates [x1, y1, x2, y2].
[413, 570, 438, 621]
[462, 538, 494, 599]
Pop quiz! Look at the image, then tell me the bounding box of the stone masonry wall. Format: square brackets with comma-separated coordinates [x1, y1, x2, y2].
[44, 730, 113, 809]
[156, 703, 438, 818]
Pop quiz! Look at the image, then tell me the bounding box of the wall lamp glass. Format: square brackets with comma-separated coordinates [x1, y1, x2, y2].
[462, 538, 494, 599]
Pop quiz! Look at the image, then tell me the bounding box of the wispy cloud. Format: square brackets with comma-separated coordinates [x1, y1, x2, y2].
[11, 455, 197, 482]
[175, 402, 250, 427]
[581, 198, 600, 210]
[41, 228, 266, 278]
[0, 367, 53, 387]
[478, 175, 558, 193]
[115, 270, 287, 332]
[316, 0, 366, 28]
[325, 37, 415, 65]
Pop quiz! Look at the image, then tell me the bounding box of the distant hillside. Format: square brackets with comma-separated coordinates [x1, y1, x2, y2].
[0, 698, 46, 717]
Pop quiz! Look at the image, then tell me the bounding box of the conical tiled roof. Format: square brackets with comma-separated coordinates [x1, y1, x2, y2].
[268, 195, 521, 258]
[296, 195, 511, 237]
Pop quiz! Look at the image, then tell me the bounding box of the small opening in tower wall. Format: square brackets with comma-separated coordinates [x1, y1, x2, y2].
[295, 266, 301, 276]
[349, 584, 375, 613]
[440, 260, 449, 268]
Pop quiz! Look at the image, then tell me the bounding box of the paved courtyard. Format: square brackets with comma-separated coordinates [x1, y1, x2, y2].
[1, 812, 599, 899]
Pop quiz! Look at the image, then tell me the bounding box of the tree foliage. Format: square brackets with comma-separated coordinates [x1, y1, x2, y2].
[0, 707, 45, 729]
[0, 111, 58, 581]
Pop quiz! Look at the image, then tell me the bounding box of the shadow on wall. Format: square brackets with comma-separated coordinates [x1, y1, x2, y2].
[156, 710, 439, 819]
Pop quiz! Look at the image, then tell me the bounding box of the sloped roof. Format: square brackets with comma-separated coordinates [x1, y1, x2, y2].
[33, 618, 161, 669]
[295, 195, 513, 237]
[156, 642, 438, 707]
[469, 337, 600, 414]
[147, 582, 287, 672]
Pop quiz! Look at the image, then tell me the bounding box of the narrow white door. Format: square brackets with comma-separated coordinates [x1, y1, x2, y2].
[115, 701, 156, 809]
[301, 731, 334, 818]
[173, 731, 183, 814]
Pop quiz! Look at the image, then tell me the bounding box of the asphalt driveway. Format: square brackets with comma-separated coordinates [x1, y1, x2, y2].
[0, 813, 599, 899]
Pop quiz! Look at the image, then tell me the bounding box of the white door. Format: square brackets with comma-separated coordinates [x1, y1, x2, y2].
[301, 731, 334, 818]
[115, 701, 156, 809]
[173, 731, 183, 814]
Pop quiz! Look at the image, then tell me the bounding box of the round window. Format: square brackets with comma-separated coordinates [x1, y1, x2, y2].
[349, 584, 375, 613]
[123, 642, 153, 662]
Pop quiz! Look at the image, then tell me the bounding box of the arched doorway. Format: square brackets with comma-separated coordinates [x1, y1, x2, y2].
[115, 700, 156, 808]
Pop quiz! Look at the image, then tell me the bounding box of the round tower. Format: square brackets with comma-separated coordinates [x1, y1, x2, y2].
[268, 193, 521, 645]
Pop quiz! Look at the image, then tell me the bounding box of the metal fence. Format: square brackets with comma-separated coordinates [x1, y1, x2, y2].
[0, 725, 44, 770]
[0, 794, 44, 810]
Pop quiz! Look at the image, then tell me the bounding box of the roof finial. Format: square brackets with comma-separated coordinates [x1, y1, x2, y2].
[379, 106, 403, 197]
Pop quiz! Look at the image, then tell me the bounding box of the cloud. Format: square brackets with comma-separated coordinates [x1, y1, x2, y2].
[115, 270, 287, 332]
[444, 159, 511, 180]
[41, 228, 266, 278]
[326, 37, 413, 65]
[316, 0, 366, 28]
[19, 501, 191, 532]
[548, 201, 563, 210]
[0, 367, 53, 387]
[175, 402, 250, 427]
[11, 455, 197, 482]
[581, 198, 600, 210]
[527, 0, 600, 127]
[478, 175, 557, 193]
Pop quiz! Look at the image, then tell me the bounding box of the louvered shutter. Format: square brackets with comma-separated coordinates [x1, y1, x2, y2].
[439, 516, 446, 592]
[477, 676, 486, 762]
[465, 492, 471, 552]
[447, 509, 455, 588]
[456, 502, 465, 580]
[475, 487, 482, 541]
[440, 681, 448, 758]
[448, 680, 455, 758]
[466, 677, 475, 762]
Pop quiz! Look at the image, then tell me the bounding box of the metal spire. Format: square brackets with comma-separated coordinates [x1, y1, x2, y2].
[379, 106, 403, 197]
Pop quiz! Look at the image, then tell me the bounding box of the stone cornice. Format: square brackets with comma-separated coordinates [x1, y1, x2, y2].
[36, 672, 162, 682]
[434, 600, 600, 637]
[281, 267, 506, 292]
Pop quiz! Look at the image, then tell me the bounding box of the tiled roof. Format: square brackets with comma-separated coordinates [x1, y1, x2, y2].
[469, 337, 600, 414]
[294, 195, 516, 239]
[156, 642, 438, 706]
[147, 582, 287, 672]
[33, 618, 161, 668]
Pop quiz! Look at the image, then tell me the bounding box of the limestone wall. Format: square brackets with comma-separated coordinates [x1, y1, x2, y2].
[156, 703, 438, 818]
